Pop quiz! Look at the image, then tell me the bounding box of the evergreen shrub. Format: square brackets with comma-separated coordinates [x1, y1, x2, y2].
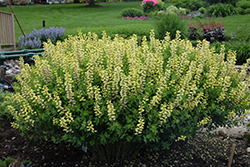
[9, 30, 250, 162]
[155, 13, 187, 40]
[236, 0, 250, 9]
[206, 3, 237, 17]
[203, 0, 239, 6]
[121, 8, 143, 17]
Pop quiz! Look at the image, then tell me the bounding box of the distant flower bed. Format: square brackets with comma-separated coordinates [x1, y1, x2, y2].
[18, 27, 65, 49]
[122, 16, 148, 20]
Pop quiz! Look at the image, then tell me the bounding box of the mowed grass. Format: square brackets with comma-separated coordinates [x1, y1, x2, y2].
[0, 2, 250, 41]
[0, 2, 155, 39]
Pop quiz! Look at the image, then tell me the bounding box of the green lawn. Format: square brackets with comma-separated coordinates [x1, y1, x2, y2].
[0, 2, 249, 41]
[0, 2, 155, 39]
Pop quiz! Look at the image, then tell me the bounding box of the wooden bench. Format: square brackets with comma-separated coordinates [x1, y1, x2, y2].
[0, 11, 16, 51]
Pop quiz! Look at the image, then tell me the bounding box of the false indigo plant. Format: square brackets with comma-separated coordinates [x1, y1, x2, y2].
[18, 27, 65, 49]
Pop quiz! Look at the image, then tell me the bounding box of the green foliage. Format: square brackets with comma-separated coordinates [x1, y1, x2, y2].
[121, 8, 143, 17]
[236, 0, 250, 9]
[185, 8, 191, 14]
[0, 90, 19, 126]
[198, 7, 206, 14]
[206, 3, 237, 17]
[203, 0, 239, 6]
[232, 24, 250, 42]
[155, 13, 188, 40]
[174, 0, 205, 11]
[166, 5, 180, 15]
[0, 157, 15, 167]
[210, 41, 250, 64]
[157, 10, 166, 16]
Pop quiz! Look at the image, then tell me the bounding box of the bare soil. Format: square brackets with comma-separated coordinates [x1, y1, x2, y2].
[1, 119, 250, 167]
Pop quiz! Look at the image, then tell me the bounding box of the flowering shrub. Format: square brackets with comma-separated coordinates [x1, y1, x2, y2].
[179, 7, 186, 15]
[9, 31, 250, 162]
[18, 27, 65, 49]
[122, 16, 148, 20]
[141, 0, 159, 14]
[166, 5, 179, 15]
[157, 10, 165, 16]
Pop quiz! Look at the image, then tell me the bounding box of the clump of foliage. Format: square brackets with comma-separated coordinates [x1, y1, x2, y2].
[174, 0, 205, 11]
[187, 20, 225, 42]
[157, 10, 166, 16]
[17, 27, 65, 49]
[155, 13, 187, 40]
[203, 0, 239, 6]
[12, 0, 29, 5]
[210, 41, 250, 64]
[210, 24, 250, 64]
[0, 90, 19, 128]
[0, 157, 15, 167]
[121, 8, 143, 17]
[198, 7, 206, 14]
[9, 30, 250, 163]
[0, 157, 32, 167]
[166, 5, 180, 15]
[236, 0, 250, 9]
[206, 3, 237, 17]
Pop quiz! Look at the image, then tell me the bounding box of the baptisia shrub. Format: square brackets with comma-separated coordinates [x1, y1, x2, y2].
[9, 31, 250, 162]
[18, 27, 65, 49]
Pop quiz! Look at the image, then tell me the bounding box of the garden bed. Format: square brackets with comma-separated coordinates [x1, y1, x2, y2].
[1, 119, 250, 166]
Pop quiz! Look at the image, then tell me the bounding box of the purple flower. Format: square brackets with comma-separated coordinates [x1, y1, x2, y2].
[17, 27, 66, 49]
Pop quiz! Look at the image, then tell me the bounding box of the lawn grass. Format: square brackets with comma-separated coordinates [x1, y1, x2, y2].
[0, 2, 249, 42]
[0, 2, 156, 39]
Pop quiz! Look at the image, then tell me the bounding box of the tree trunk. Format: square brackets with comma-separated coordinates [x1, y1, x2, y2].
[89, 0, 95, 5]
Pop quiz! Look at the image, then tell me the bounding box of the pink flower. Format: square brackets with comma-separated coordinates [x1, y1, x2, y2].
[153, 4, 155, 6]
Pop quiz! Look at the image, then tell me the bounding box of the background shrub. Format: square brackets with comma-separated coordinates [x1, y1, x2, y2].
[157, 10, 166, 16]
[121, 8, 143, 17]
[174, 0, 205, 11]
[17, 27, 65, 49]
[236, 0, 250, 9]
[0, 90, 19, 128]
[12, 0, 29, 5]
[198, 7, 206, 13]
[206, 3, 237, 17]
[9, 31, 250, 162]
[210, 41, 250, 64]
[141, 0, 159, 14]
[155, 13, 188, 40]
[166, 5, 180, 15]
[203, 0, 239, 6]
